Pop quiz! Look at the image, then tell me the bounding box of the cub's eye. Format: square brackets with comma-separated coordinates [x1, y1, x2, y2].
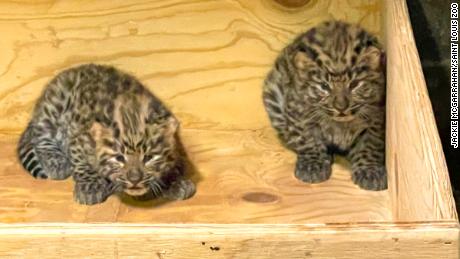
[349, 81, 361, 90]
[143, 155, 152, 164]
[143, 154, 162, 164]
[115, 155, 125, 163]
[319, 82, 331, 91]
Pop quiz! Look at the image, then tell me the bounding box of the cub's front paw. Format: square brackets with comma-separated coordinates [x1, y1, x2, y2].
[73, 179, 114, 205]
[295, 157, 332, 183]
[163, 179, 196, 200]
[352, 165, 387, 191]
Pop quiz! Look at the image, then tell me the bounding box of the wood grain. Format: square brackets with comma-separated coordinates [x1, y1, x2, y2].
[0, 0, 390, 225]
[385, 0, 458, 222]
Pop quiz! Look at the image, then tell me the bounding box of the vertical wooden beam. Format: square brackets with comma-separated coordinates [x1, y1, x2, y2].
[385, 0, 458, 222]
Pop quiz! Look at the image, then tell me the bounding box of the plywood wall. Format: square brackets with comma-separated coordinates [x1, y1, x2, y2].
[0, 0, 381, 137]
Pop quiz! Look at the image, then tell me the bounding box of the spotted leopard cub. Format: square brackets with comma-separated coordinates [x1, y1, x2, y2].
[18, 64, 196, 205]
[263, 20, 387, 190]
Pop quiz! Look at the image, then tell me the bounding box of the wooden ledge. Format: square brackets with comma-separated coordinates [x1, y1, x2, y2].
[0, 222, 458, 258]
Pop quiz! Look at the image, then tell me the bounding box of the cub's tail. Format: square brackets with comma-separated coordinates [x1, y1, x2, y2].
[17, 123, 47, 179]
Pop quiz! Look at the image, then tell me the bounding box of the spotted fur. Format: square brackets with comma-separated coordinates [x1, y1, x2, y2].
[263, 20, 387, 190]
[18, 64, 195, 204]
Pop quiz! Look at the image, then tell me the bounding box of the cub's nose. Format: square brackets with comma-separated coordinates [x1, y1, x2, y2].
[332, 96, 349, 113]
[127, 170, 143, 186]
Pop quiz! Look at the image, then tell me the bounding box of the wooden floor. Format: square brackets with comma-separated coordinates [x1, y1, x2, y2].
[0, 136, 390, 223]
[0, 0, 391, 224]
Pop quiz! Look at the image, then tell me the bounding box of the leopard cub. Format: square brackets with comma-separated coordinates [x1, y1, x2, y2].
[18, 64, 196, 205]
[263, 20, 387, 190]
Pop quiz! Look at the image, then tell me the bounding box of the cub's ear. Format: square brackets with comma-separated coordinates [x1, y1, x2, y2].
[89, 122, 113, 142]
[163, 116, 179, 141]
[358, 45, 385, 71]
[294, 45, 318, 70]
[146, 116, 179, 144]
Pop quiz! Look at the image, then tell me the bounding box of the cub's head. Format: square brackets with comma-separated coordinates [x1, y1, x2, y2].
[90, 94, 180, 197]
[292, 21, 385, 122]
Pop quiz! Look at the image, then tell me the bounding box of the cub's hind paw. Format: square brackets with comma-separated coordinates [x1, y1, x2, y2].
[352, 165, 387, 191]
[295, 157, 332, 183]
[46, 159, 72, 180]
[39, 153, 72, 180]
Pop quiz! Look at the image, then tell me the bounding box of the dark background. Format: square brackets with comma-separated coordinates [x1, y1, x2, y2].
[407, 0, 460, 210]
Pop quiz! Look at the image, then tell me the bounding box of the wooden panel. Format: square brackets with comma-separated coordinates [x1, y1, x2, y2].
[0, 223, 458, 258]
[384, 0, 458, 222]
[0, 0, 391, 225]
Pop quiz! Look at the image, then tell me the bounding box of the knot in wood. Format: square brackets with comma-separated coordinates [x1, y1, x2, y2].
[273, 0, 310, 8]
[242, 192, 279, 203]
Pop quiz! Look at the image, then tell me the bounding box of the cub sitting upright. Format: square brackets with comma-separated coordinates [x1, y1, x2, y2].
[263, 21, 386, 190]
